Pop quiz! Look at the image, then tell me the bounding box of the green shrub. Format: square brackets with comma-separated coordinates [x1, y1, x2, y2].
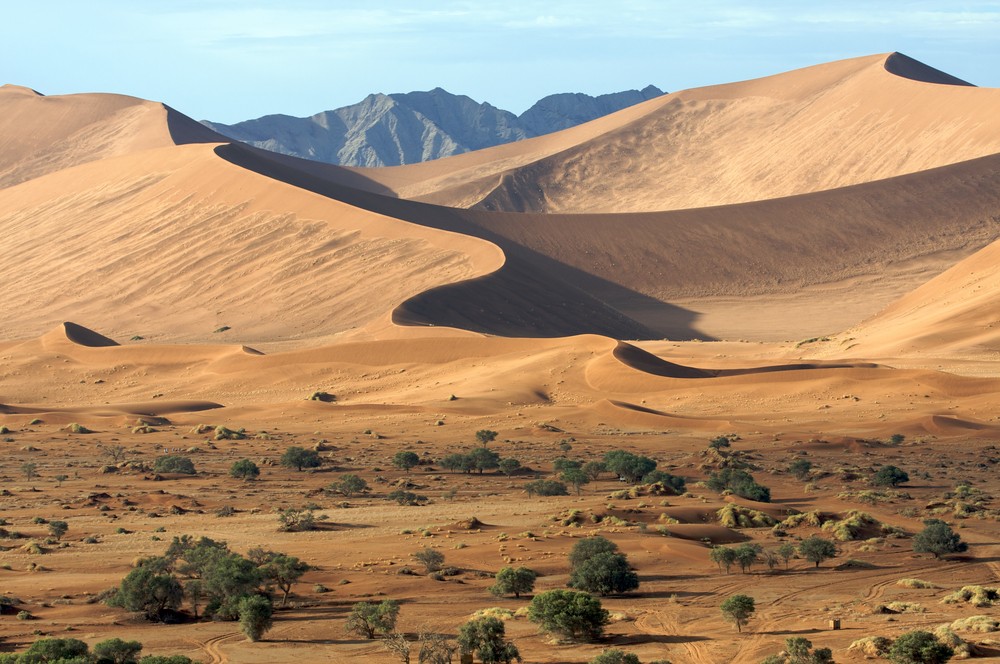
[527, 589, 608, 642]
[279, 446, 321, 471]
[153, 455, 195, 475]
[525, 479, 569, 497]
[237, 595, 273, 642]
[229, 459, 260, 480]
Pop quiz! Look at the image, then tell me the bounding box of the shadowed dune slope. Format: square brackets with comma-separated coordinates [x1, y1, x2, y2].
[350, 53, 1000, 213]
[218, 141, 1000, 340]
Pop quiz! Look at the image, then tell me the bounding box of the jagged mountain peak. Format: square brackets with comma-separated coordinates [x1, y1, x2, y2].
[203, 86, 664, 167]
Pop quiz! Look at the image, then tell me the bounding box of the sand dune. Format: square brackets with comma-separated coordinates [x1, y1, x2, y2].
[353, 53, 1000, 213]
[7, 56, 1000, 344]
[0, 141, 500, 343]
[0, 84, 219, 189]
[836, 238, 1000, 359]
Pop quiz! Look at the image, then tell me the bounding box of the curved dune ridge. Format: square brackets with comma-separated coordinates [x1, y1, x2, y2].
[352, 53, 1000, 214]
[3, 53, 1000, 349]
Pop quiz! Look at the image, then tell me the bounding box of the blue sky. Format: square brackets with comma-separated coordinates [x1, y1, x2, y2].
[4, 1, 1000, 123]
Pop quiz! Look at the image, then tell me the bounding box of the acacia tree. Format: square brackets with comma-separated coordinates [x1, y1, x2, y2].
[414, 547, 445, 573]
[230, 459, 260, 480]
[327, 474, 369, 497]
[490, 566, 537, 598]
[527, 589, 608, 642]
[569, 536, 618, 570]
[346, 600, 399, 639]
[568, 552, 639, 596]
[109, 563, 184, 621]
[249, 549, 310, 606]
[280, 446, 321, 471]
[799, 536, 838, 568]
[873, 465, 909, 487]
[720, 594, 756, 633]
[475, 430, 499, 444]
[913, 519, 967, 559]
[710, 546, 738, 574]
[393, 451, 420, 473]
[457, 616, 521, 663]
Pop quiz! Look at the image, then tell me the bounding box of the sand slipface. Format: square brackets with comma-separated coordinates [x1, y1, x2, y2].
[2, 53, 1000, 664]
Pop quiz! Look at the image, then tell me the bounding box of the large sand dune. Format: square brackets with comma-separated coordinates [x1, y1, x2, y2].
[353, 53, 1000, 214]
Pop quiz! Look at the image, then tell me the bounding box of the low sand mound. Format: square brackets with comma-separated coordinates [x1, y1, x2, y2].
[658, 524, 745, 545]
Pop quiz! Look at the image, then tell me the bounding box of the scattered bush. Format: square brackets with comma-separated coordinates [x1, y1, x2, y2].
[153, 455, 195, 475]
[717, 504, 776, 528]
[821, 510, 877, 541]
[848, 636, 893, 658]
[328, 474, 369, 497]
[706, 468, 771, 502]
[897, 578, 936, 589]
[887, 629, 953, 663]
[873, 465, 909, 487]
[913, 519, 967, 559]
[214, 426, 246, 441]
[414, 547, 445, 573]
[788, 459, 813, 481]
[307, 391, 335, 402]
[949, 615, 1000, 633]
[525, 479, 568, 497]
[942, 585, 999, 607]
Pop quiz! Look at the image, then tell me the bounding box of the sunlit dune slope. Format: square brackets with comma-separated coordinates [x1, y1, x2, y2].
[352, 53, 1000, 213]
[0, 142, 500, 342]
[0, 84, 220, 189]
[839, 238, 1000, 358]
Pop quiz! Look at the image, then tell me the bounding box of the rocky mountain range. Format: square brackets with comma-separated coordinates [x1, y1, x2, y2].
[202, 85, 663, 167]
